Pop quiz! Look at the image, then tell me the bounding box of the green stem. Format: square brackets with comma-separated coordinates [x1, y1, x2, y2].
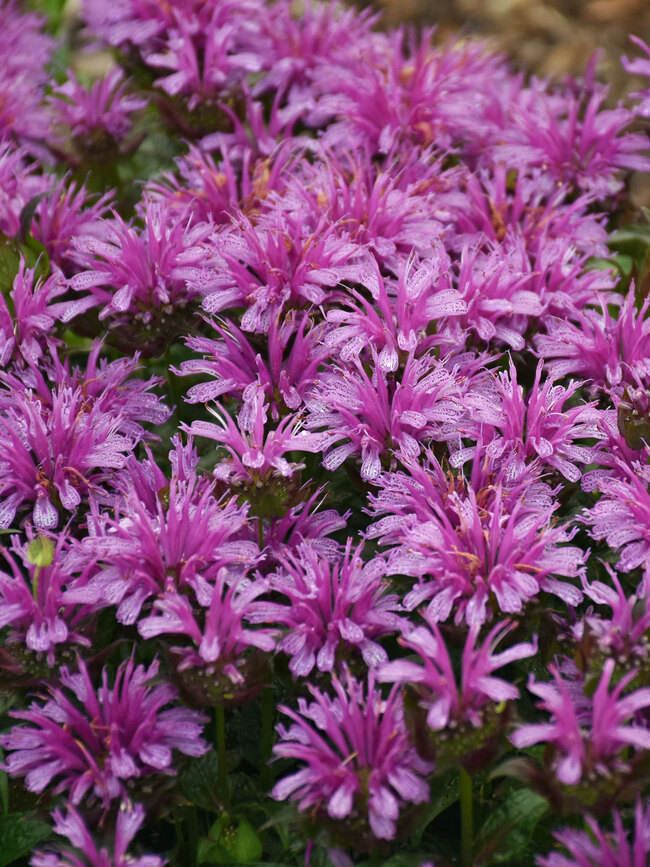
[460, 766, 473, 867]
[260, 686, 274, 791]
[216, 705, 228, 806]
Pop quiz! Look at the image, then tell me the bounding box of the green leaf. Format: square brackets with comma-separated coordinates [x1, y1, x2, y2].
[474, 788, 548, 865]
[199, 815, 263, 864]
[0, 813, 51, 866]
[411, 768, 459, 846]
[180, 750, 222, 812]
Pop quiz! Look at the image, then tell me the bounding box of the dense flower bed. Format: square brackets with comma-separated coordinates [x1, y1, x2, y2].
[1, 0, 650, 864]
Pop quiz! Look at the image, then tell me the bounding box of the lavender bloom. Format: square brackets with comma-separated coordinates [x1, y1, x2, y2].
[306, 352, 463, 481]
[265, 540, 402, 677]
[0, 533, 94, 668]
[1, 656, 208, 807]
[137, 568, 278, 699]
[69, 477, 255, 625]
[180, 311, 327, 418]
[189, 388, 323, 486]
[48, 68, 146, 156]
[511, 659, 650, 787]
[537, 798, 650, 867]
[379, 617, 536, 734]
[31, 801, 165, 867]
[70, 199, 212, 349]
[369, 459, 583, 625]
[272, 670, 432, 841]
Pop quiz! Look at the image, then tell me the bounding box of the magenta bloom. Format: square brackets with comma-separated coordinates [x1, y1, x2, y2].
[379, 617, 536, 732]
[137, 568, 277, 692]
[272, 670, 432, 841]
[48, 67, 146, 153]
[1, 656, 208, 807]
[622, 36, 650, 118]
[31, 801, 166, 867]
[369, 459, 584, 625]
[583, 460, 650, 591]
[0, 533, 94, 666]
[265, 540, 402, 676]
[537, 798, 650, 867]
[511, 659, 650, 786]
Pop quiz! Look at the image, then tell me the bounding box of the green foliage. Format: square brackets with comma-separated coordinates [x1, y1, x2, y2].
[0, 814, 51, 867]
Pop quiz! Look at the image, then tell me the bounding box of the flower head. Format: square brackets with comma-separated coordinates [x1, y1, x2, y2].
[1, 655, 208, 807]
[272, 669, 432, 842]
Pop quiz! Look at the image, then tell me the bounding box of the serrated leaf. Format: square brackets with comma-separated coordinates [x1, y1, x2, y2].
[180, 750, 222, 812]
[0, 813, 51, 866]
[474, 788, 548, 865]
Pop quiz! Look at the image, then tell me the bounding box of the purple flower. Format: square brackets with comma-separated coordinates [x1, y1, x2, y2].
[199, 211, 358, 331]
[583, 460, 650, 591]
[0, 532, 94, 668]
[1, 655, 208, 807]
[511, 658, 650, 787]
[70, 199, 212, 348]
[31, 800, 166, 867]
[137, 568, 277, 700]
[272, 670, 432, 841]
[306, 351, 463, 481]
[180, 311, 327, 419]
[369, 458, 584, 625]
[623, 36, 650, 118]
[536, 291, 650, 391]
[265, 540, 402, 677]
[70, 475, 255, 625]
[537, 798, 650, 867]
[380, 617, 536, 733]
[189, 387, 323, 486]
[48, 68, 146, 155]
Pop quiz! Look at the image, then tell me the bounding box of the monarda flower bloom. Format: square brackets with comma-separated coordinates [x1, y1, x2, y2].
[582, 460, 650, 592]
[1, 656, 208, 807]
[32, 800, 166, 867]
[137, 568, 277, 704]
[70, 199, 212, 353]
[264, 540, 401, 677]
[48, 68, 146, 159]
[536, 291, 650, 392]
[623, 36, 650, 118]
[305, 351, 463, 482]
[379, 616, 536, 768]
[272, 670, 432, 844]
[369, 460, 583, 626]
[180, 311, 328, 419]
[189, 386, 324, 490]
[70, 476, 255, 625]
[455, 361, 603, 483]
[0, 532, 94, 675]
[0, 261, 94, 370]
[323, 252, 466, 368]
[0, 384, 134, 530]
[199, 210, 358, 332]
[511, 659, 650, 794]
[537, 798, 650, 867]
[496, 85, 650, 198]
